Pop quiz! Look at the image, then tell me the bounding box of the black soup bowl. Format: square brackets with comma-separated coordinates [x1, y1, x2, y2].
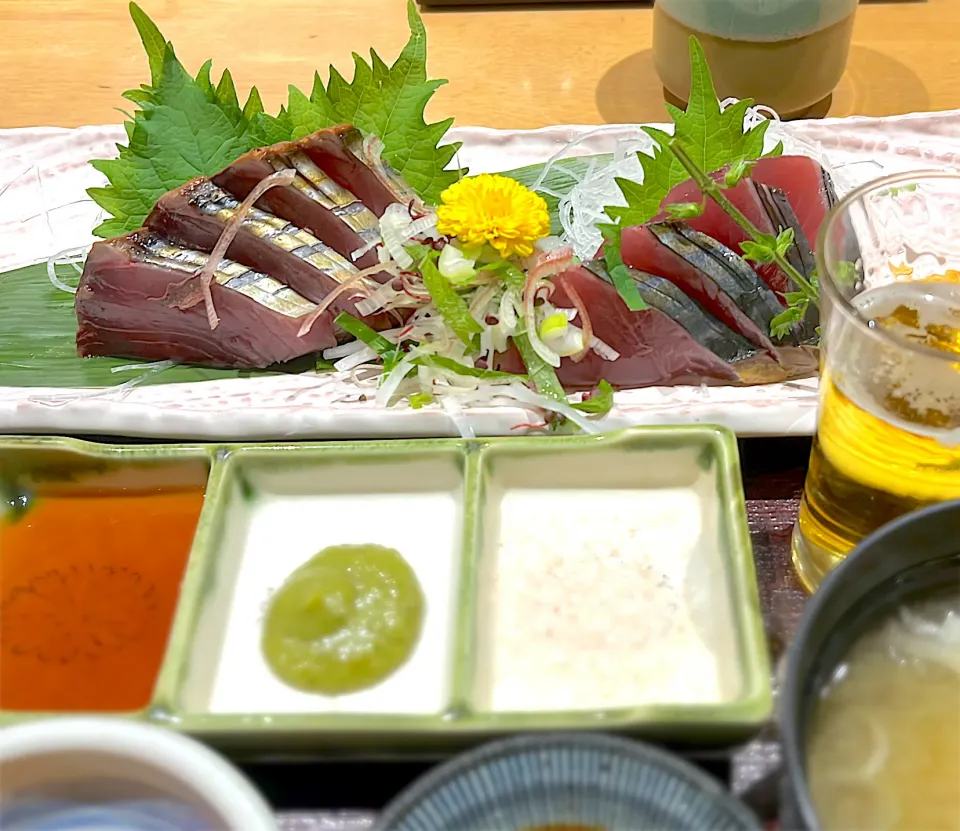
[779, 499, 960, 830]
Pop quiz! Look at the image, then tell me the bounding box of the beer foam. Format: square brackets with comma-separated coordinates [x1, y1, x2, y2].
[657, 0, 858, 42]
[845, 283, 960, 447]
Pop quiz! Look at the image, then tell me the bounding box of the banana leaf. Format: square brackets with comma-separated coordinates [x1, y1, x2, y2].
[0, 262, 290, 388]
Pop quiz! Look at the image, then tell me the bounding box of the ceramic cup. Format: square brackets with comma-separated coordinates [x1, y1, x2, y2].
[0, 718, 277, 831]
[653, 0, 858, 118]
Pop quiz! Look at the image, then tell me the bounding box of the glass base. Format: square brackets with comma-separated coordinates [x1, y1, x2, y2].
[662, 86, 834, 121]
[790, 522, 844, 594]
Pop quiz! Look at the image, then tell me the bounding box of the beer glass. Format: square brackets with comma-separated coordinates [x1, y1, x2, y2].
[653, 0, 858, 119]
[792, 171, 960, 592]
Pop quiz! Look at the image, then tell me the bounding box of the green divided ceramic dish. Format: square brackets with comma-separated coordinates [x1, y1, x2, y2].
[0, 427, 771, 757]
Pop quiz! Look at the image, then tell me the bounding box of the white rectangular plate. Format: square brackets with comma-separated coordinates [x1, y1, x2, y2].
[1, 111, 957, 439]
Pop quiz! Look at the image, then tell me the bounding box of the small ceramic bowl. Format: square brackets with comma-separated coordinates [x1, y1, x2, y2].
[374, 732, 762, 831]
[0, 717, 277, 830]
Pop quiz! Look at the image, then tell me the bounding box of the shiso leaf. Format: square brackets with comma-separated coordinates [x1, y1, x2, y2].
[88, 0, 465, 236]
[87, 34, 261, 236]
[293, 0, 465, 203]
[604, 37, 782, 231]
[250, 109, 295, 147]
[127, 1, 166, 86]
[214, 69, 244, 122]
[242, 86, 266, 121]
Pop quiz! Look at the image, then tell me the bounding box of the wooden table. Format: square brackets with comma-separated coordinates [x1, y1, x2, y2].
[1, 0, 957, 131]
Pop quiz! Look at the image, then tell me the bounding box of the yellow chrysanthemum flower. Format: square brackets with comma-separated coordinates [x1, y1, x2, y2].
[436, 174, 550, 259]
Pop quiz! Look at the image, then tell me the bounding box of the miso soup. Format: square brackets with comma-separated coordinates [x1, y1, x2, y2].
[806, 591, 960, 830]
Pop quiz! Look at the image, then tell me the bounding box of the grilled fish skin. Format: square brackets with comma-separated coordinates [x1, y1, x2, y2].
[651, 221, 786, 340]
[754, 184, 821, 343]
[620, 223, 779, 357]
[584, 259, 758, 363]
[298, 126, 398, 217]
[212, 149, 385, 273]
[133, 232, 318, 320]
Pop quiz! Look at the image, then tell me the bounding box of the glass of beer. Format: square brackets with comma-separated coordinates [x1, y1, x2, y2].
[792, 171, 960, 592]
[653, 0, 858, 118]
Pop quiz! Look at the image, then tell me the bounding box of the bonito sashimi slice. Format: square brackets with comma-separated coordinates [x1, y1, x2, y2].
[212, 143, 386, 274]
[583, 259, 759, 364]
[496, 264, 740, 390]
[619, 223, 778, 356]
[297, 125, 399, 217]
[76, 232, 335, 368]
[656, 155, 834, 307]
[144, 179, 394, 330]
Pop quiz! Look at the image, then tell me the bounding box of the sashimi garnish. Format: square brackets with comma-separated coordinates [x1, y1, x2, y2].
[87, 1, 463, 237]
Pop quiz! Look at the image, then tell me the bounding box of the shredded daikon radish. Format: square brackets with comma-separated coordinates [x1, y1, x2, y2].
[559, 137, 652, 260]
[334, 346, 378, 372]
[355, 280, 403, 316]
[349, 364, 382, 387]
[46, 245, 91, 295]
[376, 353, 418, 407]
[28, 359, 173, 407]
[468, 282, 501, 320]
[297, 263, 394, 337]
[720, 98, 781, 128]
[29, 376, 145, 407]
[324, 339, 371, 360]
[590, 336, 620, 361]
[379, 203, 440, 260]
[360, 134, 428, 214]
[199, 169, 297, 329]
[530, 124, 633, 192]
[496, 383, 601, 435]
[350, 238, 379, 262]
[407, 214, 439, 238]
[440, 395, 476, 438]
[47, 260, 78, 294]
[110, 359, 177, 374]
